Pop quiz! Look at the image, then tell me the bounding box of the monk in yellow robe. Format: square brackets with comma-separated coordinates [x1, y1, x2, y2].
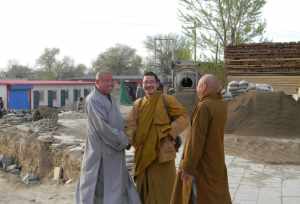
[171, 74, 232, 204]
[126, 72, 189, 204]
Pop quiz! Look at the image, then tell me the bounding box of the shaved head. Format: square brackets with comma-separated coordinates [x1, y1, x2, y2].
[197, 74, 221, 97]
[96, 71, 112, 80]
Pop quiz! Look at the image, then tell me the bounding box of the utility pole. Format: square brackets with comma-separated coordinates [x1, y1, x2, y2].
[154, 38, 175, 71]
[154, 38, 175, 86]
[187, 21, 200, 63]
[193, 21, 197, 63]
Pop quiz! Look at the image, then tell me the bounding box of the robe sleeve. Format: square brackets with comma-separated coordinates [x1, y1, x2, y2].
[124, 99, 141, 146]
[164, 95, 189, 138]
[87, 98, 129, 151]
[181, 103, 211, 175]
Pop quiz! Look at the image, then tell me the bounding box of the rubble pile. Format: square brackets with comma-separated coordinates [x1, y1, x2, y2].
[0, 110, 87, 184]
[0, 112, 32, 125]
[32, 106, 59, 123]
[0, 108, 134, 185]
[31, 118, 58, 133]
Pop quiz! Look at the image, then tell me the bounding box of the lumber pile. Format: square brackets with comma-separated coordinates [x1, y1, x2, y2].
[225, 42, 300, 75]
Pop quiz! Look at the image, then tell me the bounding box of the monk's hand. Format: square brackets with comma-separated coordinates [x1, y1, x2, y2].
[177, 167, 183, 175]
[181, 171, 192, 183]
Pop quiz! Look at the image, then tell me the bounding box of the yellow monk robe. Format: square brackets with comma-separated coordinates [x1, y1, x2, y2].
[126, 92, 189, 204]
[171, 93, 232, 204]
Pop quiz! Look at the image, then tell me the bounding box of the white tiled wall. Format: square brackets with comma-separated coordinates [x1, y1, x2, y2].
[31, 84, 94, 109]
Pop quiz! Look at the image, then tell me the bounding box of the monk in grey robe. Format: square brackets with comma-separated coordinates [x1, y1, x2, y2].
[76, 72, 140, 204]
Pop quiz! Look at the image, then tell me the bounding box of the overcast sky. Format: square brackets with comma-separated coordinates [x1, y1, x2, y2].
[0, 0, 299, 70]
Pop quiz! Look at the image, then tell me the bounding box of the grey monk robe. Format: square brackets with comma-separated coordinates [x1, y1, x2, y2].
[76, 88, 140, 204]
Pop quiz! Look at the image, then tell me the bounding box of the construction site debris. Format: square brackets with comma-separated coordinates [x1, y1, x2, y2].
[31, 118, 58, 133]
[58, 111, 86, 120]
[1, 112, 32, 125]
[0, 155, 14, 170]
[32, 106, 59, 122]
[22, 173, 39, 185]
[53, 166, 63, 183]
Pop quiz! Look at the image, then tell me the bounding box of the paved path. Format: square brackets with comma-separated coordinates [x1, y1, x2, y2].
[226, 155, 300, 204]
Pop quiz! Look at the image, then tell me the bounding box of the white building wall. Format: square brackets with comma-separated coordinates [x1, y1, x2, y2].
[0, 85, 7, 109]
[31, 84, 94, 109]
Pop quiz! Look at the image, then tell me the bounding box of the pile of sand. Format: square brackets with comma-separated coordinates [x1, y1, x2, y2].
[226, 91, 300, 137]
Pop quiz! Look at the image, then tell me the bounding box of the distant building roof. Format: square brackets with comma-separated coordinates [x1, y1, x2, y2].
[0, 80, 94, 86]
[69, 75, 143, 81]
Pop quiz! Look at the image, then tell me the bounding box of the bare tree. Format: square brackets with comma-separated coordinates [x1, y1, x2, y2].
[179, 0, 267, 60]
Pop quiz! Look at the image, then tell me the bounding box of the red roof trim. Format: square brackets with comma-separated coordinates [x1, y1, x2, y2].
[0, 80, 94, 86]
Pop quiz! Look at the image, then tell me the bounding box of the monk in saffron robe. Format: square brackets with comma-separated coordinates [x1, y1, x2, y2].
[126, 71, 189, 204]
[171, 74, 232, 204]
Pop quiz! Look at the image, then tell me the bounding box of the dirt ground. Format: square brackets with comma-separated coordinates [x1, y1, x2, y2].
[2, 133, 300, 204]
[225, 134, 300, 165]
[0, 171, 75, 204]
[224, 91, 300, 165]
[1, 92, 300, 203]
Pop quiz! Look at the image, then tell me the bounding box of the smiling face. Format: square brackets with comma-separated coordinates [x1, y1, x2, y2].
[142, 75, 159, 96]
[95, 73, 114, 95]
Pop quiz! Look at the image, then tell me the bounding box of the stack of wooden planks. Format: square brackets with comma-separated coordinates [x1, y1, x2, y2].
[225, 42, 300, 75]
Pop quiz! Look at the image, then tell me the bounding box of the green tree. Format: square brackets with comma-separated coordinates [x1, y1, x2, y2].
[179, 0, 266, 60]
[144, 33, 192, 75]
[92, 44, 142, 75]
[5, 60, 33, 79]
[0, 71, 5, 79]
[57, 58, 87, 80]
[36, 48, 87, 80]
[36, 48, 60, 79]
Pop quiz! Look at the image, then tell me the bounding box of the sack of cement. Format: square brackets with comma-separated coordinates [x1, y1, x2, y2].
[256, 84, 273, 92]
[239, 80, 249, 90]
[230, 90, 241, 97]
[228, 86, 241, 92]
[228, 81, 239, 88]
[223, 91, 233, 101]
[228, 81, 240, 92]
[247, 83, 256, 91]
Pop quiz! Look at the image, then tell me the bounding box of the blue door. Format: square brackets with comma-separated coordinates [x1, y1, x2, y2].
[9, 89, 30, 111]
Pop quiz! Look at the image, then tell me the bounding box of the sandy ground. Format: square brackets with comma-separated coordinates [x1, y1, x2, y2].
[0, 171, 75, 204]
